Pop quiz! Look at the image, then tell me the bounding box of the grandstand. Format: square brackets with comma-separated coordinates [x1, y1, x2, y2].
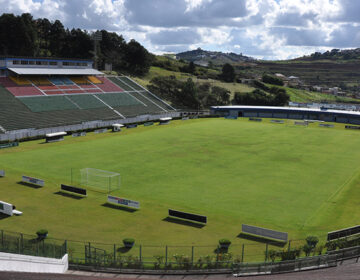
[211, 105, 360, 124]
[0, 57, 175, 134]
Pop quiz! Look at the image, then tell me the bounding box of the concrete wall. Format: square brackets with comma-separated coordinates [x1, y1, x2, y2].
[0, 112, 181, 142]
[244, 112, 258, 117]
[0, 252, 68, 273]
[259, 112, 272, 118]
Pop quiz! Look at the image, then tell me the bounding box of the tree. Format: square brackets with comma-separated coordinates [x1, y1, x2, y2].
[179, 78, 201, 109]
[188, 61, 195, 74]
[123, 39, 153, 76]
[99, 30, 126, 70]
[148, 75, 182, 103]
[269, 87, 289, 105]
[35, 18, 52, 56]
[0, 13, 153, 75]
[197, 82, 211, 106]
[232, 89, 271, 106]
[221, 63, 235, 82]
[0, 13, 37, 56]
[211, 86, 230, 105]
[19, 13, 38, 56]
[262, 74, 284, 86]
[48, 20, 66, 57]
[303, 244, 312, 257]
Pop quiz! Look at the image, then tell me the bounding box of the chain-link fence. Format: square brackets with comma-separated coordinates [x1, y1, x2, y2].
[65, 233, 332, 269]
[0, 229, 66, 259]
[1, 228, 359, 271]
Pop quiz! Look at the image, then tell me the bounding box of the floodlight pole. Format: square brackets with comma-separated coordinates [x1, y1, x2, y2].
[92, 31, 102, 70]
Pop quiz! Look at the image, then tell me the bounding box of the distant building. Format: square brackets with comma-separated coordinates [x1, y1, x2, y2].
[288, 76, 302, 86]
[313, 86, 322, 92]
[275, 73, 288, 80]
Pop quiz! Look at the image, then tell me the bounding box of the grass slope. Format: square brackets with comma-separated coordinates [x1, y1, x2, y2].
[134, 66, 358, 104]
[133, 66, 254, 98]
[0, 119, 359, 260]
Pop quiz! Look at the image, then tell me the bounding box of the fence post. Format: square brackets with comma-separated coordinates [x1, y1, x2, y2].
[1, 230, 3, 249]
[265, 243, 268, 262]
[241, 244, 245, 263]
[191, 246, 194, 266]
[165, 246, 168, 266]
[20, 233, 23, 254]
[113, 244, 116, 264]
[288, 240, 291, 252]
[139, 245, 142, 264]
[88, 242, 91, 262]
[64, 240, 67, 254]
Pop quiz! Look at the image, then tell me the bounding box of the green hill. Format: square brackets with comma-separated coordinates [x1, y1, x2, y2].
[131, 65, 360, 106]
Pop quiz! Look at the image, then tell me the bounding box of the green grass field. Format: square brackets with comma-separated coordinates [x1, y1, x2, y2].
[0, 118, 359, 261]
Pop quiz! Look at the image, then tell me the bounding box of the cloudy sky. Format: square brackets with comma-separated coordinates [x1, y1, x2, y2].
[0, 0, 359, 59]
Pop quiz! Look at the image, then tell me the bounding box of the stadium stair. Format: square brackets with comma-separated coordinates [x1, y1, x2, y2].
[0, 85, 119, 131]
[67, 95, 106, 110]
[109, 76, 173, 111]
[108, 76, 133, 91]
[0, 75, 175, 132]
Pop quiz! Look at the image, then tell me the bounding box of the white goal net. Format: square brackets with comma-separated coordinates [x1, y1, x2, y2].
[80, 168, 120, 192]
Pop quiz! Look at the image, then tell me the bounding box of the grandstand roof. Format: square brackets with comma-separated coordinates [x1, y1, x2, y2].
[0, 56, 92, 62]
[8, 68, 103, 76]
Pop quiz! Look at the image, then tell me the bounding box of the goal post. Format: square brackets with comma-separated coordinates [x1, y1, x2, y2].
[79, 168, 120, 193]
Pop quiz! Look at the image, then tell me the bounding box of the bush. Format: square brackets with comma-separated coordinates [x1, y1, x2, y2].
[123, 238, 135, 248]
[306, 236, 319, 248]
[316, 244, 325, 255]
[268, 249, 277, 262]
[279, 248, 301, 261]
[36, 229, 48, 240]
[262, 74, 284, 86]
[303, 244, 313, 256]
[219, 239, 231, 245]
[36, 229, 48, 236]
[253, 80, 270, 91]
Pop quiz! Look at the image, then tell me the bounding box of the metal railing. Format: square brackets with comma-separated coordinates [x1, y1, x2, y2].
[0, 228, 359, 274]
[233, 245, 360, 276]
[0, 111, 181, 142]
[0, 229, 66, 259]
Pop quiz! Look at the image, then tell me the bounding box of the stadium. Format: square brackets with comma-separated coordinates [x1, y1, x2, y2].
[0, 57, 359, 276]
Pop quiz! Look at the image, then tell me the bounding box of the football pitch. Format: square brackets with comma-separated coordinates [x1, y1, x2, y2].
[0, 118, 359, 259]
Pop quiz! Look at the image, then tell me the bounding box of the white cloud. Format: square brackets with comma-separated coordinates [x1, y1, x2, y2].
[0, 0, 359, 59]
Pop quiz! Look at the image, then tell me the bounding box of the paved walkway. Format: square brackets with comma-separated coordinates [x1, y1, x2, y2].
[0, 259, 359, 280]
